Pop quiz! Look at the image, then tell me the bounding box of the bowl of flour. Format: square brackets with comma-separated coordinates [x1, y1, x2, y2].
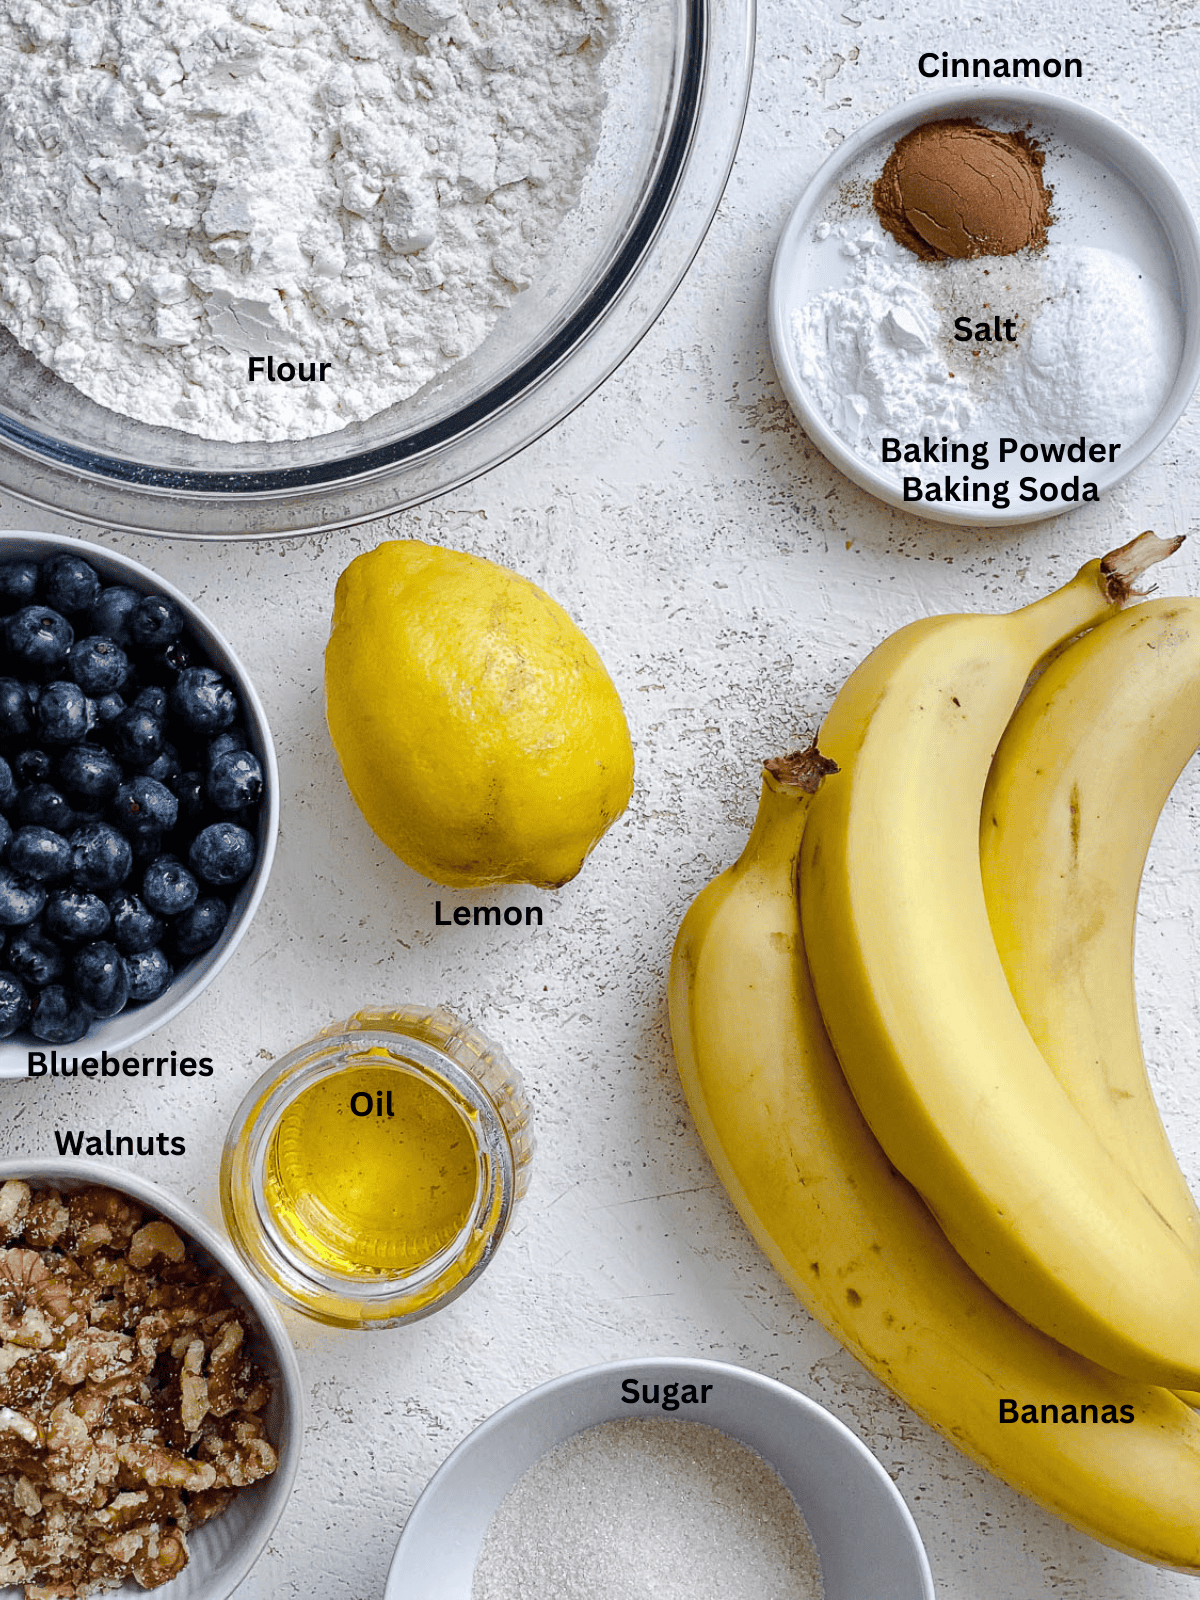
[0, 0, 753, 537]
[769, 88, 1200, 526]
[384, 1357, 934, 1600]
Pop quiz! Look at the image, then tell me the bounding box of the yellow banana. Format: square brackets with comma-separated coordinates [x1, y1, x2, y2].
[797, 533, 1200, 1387]
[669, 750, 1200, 1568]
[981, 598, 1200, 1252]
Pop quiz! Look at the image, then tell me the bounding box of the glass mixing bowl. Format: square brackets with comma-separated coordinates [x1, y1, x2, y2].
[0, 0, 754, 539]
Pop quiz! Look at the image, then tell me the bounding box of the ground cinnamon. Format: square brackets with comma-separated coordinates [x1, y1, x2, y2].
[873, 119, 1052, 260]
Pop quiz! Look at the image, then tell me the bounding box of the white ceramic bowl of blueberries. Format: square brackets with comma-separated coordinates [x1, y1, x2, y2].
[0, 533, 277, 1078]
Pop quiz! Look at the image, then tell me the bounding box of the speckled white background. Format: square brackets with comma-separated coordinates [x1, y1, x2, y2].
[2, 0, 1200, 1595]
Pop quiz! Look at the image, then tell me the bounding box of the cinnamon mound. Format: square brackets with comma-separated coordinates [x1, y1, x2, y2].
[874, 119, 1052, 260]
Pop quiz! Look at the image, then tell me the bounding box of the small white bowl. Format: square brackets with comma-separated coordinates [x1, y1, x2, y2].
[385, 1356, 934, 1600]
[0, 1158, 303, 1600]
[0, 533, 278, 1078]
[769, 87, 1200, 526]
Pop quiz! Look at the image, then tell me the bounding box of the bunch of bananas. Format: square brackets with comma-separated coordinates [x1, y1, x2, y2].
[668, 530, 1200, 1567]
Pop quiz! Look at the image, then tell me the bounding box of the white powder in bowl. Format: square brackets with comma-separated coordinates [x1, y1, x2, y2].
[0, 0, 612, 443]
[471, 1418, 825, 1600]
[1010, 248, 1179, 436]
[791, 232, 978, 450]
[790, 225, 1180, 471]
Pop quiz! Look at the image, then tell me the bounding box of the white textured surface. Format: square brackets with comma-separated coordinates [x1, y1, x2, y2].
[2, 1, 1200, 1596]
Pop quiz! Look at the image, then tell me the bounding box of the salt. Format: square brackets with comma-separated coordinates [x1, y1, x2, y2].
[471, 1418, 825, 1600]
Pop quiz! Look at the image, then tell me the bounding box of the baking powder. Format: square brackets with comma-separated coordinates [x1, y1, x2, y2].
[0, 0, 611, 443]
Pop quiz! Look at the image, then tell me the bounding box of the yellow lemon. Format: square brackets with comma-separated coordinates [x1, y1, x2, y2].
[324, 540, 635, 888]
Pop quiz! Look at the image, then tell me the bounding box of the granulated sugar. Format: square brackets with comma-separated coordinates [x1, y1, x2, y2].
[471, 1419, 825, 1600]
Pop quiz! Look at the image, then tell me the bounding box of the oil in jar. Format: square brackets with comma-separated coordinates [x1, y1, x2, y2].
[263, 1059, 481, 1277]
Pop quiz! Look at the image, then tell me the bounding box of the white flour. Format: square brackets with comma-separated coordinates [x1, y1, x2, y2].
[0, 0, 611, 443]
[791, 225, 1180, 470]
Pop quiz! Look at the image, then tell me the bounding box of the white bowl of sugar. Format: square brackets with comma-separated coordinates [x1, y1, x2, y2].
[385, 1356, 935, 1600]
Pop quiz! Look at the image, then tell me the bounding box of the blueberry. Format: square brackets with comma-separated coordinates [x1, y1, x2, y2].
[170, 667, 237, 735]
[112, 777, 178, 839]
[6, 606, 73, 671]
[45, 889, 111, 943]
[172, 895, 229, 957]
[108, 892, 165, 955]
[140, 743, 180, 787]
[141, 856, 198, 917]
[0, 561, 39, 608]
[69, 822, 132, 893]
[123, 947, 173, 1003]
[14, 784, 75, 833]
[188, 821, 255, 887]
[153, 638, 193, 676]
[0, 971, 30, 1036]
[94, 692, 126, 726]
[9, 826, 72, 884]
[0, 816, 11, 858]
[133, 685, 168, 719]
[87, 585, 140, 647]
[35, 682, 93, 745]
[72, 940, 128, 1018]
[8, 929, 65, 986]
[68, 636, 129, 696]
[41, 555, 101, 616]
[30, 984, 92, 1043]
[206, 749, 263, 811]
[128, 828, 165, 867]
[0, 757, 14, 811]
[109, 707, 163, 768]
[0, 680, 33, 742]
[12, 748, 51, 786]
[170, 770, 206, 821]
[206, 728, 249, 769]
[58, 744, 122, 807]
[0, 867, 46, 926]
[130, 594, 184, 649]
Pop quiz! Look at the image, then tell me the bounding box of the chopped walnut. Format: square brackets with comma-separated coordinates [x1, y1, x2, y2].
[177, 1340, 208, 1436]
[121, 1523, 189, 1590]
[0, 1251, 75, 1349]
[0, 1180, 31, 1242]
[127, 1224, 185, 1271]
[195, 1412, 278, 1488]
[64, 1189, 143, 1253]
[0, 1183, 277, 1598]
[21, 1194, 69, 1250]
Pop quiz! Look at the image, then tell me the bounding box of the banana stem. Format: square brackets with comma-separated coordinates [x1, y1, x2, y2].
[762, 744, 839, 795]
[1100, 530, 1185, 604]
[732, 747, 838, 879]
[1007, 531, 1184, 664]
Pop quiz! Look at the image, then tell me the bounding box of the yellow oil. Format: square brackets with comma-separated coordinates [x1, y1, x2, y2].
[263, 1060, 480, 1278]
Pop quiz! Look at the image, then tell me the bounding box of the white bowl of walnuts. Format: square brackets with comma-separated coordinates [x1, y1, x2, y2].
[0, 1159, 302, 1598]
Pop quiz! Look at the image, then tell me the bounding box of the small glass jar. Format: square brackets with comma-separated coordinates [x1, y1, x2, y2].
[220, 1005, 533, 1329]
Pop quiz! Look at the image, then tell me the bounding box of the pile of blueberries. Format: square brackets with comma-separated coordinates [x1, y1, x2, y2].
[0, 551, 265, 1044]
